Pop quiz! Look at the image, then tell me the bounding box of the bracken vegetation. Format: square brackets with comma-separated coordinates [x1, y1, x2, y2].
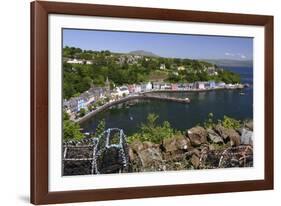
[127, 113, 177, 144]
[203, 112, 241, 129]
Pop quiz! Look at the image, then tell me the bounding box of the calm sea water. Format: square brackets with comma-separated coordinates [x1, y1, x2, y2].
[81, 66, 253, 135]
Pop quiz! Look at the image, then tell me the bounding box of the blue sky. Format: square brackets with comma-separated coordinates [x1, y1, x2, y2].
[63, 29, 253, 60]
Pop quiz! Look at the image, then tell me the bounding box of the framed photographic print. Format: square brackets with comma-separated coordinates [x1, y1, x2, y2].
[31, 1, 274, 204]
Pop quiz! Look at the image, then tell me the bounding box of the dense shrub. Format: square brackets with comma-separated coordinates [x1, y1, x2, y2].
[128, 113, 175, 144]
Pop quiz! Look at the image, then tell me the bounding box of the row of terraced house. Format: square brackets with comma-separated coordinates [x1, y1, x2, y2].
[64, 80, 242, 116]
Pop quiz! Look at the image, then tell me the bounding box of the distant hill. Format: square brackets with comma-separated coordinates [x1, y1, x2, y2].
[129, 50, 159, 57]
[201, 59, 253, 67]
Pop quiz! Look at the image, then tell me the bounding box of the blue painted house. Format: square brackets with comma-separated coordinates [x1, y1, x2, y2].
[77, 99, 86, 112]
[209, 81, 216, 88]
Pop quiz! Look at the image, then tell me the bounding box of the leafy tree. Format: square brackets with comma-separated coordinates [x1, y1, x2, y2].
[203, 112, 214, 129]
[128, 113, 174, 144]
[95, 119, 106, 138]
[144, 113, 158, 129]
[167, 73, 181, 83]
[220, 115, 241, 129]
[80, 52, 92, 60]
[202, 113, 241, 129]
[87, 104, 93, 111]
[63, 120, 84, 141]
[78, 108, 86, 117]
[63, 111, 70, 120]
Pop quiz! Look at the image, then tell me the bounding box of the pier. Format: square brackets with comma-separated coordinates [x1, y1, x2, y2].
[142, 94, 190, 103]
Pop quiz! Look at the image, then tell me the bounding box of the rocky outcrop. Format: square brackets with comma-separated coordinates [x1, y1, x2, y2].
[214, 124, 241, 146]
[138, 148, 163, 169]
[63, 122, 254, 175]
[128, 123, 253, 172]
[128, 141, 164, 172]
[207, 128, 224, 144]
[191, 154, 200, 168]
[186, 126, 208, 146]
[162, 136, 190, 153]
[244, 120, 253, 131]
[240, 128, 253, 145]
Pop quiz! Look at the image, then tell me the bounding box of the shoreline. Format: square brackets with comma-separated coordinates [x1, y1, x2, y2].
[75, 86, 245, 124]
[76, 94, 190, 124]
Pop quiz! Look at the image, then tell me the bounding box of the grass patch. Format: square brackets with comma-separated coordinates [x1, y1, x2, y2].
[148, 70, 169, 81]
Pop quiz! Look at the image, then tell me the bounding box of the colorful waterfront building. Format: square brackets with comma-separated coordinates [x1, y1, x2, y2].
[115, 86, 129, 97]
[152, 82, 161, 90]
[209, 81, 216, 88]
[195, 82, 205, 89]
[77, 99, 86, 112]
[161, 83, 172, 90]
[217, 82, 226, 87]
[171, 83, 178, 90]
[146, 82, 153, 91]
[177, 84, 186, 90]
[187, 83, 194, 89]
[141, 82, 152, 92]
[134, 85, 142, 93]
[127, 84, 136, 93]
[206, 81, 216, 88]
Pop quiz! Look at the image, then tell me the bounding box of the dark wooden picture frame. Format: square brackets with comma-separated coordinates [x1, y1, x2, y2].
[31, 1, 274, 204]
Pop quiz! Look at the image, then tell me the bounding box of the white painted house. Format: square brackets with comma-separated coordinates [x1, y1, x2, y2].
[177, 66, 185, 71]
[145, 82, 153, 91]
[114, 86, 130, 97]
[161, 83, 172, 90]
[134, 85, 142, 93]
[66, 59, 84, 64]
[217, 82, 226, 87]
[86, 60, 93, 65]
[160, 64, 166, 70]
[196, 82, 205, 89]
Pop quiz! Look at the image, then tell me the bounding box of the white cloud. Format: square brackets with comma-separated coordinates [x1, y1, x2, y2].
[224, 52, 247, 59]
[225, 52, 235, 56]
